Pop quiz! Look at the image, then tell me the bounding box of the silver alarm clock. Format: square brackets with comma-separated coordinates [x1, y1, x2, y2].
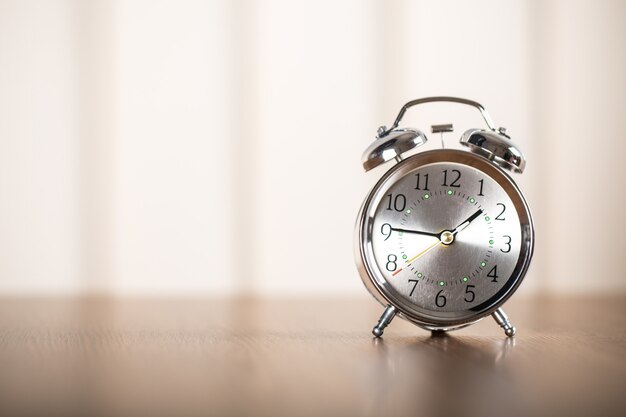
[355, 97, 534, 337]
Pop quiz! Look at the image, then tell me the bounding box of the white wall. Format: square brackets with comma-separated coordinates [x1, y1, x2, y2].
[0, 0, 624, 296]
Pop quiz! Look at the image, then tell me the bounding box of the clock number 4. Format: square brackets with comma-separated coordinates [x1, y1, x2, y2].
[487, 265, 499, 283]
[442, 169, 461, 187]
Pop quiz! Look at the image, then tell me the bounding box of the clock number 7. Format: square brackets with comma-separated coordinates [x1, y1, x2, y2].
[408, 279, 419, 296]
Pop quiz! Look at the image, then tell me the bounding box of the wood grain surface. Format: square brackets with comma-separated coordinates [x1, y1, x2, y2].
[0, 296, 624, 417]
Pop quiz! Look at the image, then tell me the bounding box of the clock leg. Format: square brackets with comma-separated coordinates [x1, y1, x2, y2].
[372, 305, 396, 337]
[492, 308, 516, 337]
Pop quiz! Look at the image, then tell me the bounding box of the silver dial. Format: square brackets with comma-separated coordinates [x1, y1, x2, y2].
[356, 150, 533, 327]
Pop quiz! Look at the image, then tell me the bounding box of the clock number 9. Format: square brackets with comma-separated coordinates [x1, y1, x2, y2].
[380, 223, 392, 241]
[385, 254, 397, 272]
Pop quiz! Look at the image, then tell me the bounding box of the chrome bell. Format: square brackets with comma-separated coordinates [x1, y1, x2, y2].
[460, 128, 526, 173]
[361, 128, 428, 172]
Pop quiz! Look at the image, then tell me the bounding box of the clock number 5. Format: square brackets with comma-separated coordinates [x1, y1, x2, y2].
[464, 285, 476, 302]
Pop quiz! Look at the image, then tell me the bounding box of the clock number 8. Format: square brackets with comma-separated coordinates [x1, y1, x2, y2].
[385, 254, 397, 272]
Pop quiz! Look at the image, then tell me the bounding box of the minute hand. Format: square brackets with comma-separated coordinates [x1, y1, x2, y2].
[451, 209, 484, 235]
[390, 227, 440, 238]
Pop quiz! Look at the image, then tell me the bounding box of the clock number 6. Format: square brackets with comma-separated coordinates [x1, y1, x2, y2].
[435, 290, 446, 307]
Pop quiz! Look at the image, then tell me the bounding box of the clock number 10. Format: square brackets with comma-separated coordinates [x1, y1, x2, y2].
[385, 194, 406, 212]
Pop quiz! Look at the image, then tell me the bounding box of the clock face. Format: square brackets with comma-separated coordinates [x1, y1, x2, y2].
[358, 150, 533, 325]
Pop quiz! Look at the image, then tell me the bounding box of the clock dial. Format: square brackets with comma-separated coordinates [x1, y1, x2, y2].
[358, 150, 533, 324]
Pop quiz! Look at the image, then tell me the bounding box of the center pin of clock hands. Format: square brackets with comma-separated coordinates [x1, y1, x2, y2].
[397, 208, 484, 267]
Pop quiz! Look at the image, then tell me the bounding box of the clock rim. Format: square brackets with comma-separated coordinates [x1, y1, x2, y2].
[354, 149, 535, 329]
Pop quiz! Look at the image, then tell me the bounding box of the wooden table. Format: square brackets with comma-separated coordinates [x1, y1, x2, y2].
[0, 296, 624, 417]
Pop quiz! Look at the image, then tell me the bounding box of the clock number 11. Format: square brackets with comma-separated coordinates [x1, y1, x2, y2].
[414, 173, 429, 190]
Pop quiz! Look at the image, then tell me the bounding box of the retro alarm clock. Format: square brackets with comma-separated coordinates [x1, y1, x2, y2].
[354, 97, 534, 337]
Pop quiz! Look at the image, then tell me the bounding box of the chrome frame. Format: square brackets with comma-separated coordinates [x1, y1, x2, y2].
[354, 149, 534, 331]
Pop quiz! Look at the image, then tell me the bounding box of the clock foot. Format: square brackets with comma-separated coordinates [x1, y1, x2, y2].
[492, 308, 516, 337]
[372, 305, 396, 337]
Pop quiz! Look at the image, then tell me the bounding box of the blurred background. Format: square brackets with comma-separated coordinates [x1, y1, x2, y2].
[0, 0, 624, 298]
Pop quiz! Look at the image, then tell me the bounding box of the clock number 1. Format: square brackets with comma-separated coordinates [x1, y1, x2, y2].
[478, 179, 485, 196]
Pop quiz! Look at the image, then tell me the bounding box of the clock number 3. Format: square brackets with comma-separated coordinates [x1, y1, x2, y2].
[501, 235, 512, 253]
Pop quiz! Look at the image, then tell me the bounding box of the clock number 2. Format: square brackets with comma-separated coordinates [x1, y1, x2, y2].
[495, 203, 506, 220]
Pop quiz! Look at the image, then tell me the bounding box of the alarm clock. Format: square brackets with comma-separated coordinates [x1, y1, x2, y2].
[355, 97, 534, 337]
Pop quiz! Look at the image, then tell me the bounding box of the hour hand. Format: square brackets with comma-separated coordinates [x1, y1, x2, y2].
[390, 227, 440, 238]
[451, 209, 483, 235]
